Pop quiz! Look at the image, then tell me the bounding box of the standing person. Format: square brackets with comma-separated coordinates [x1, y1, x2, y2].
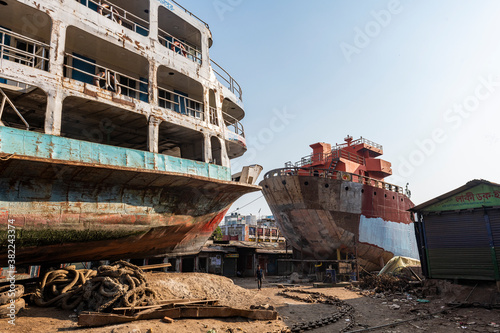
[255, 264, 264, 290]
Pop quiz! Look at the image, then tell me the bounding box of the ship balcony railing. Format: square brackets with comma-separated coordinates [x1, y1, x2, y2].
[78, 0, 149, 36]
[264, 167, 404, 194]
[210, 59, 242, 101]
[222, 111, 245, 137]
[0, 27, 50, 71]
[158, 87, 204, 120]
[209, 106, 219, 126]
[170, 0, 210, 29]
[293, 149, 365, 168]
[158, 28, 202, 64]
[64, 53, 149, 101]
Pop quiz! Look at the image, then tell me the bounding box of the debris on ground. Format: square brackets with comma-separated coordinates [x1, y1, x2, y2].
[358, 273, 415, 294]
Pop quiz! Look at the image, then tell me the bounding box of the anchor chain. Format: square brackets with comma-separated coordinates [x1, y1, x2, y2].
[277, 288, 355, 332]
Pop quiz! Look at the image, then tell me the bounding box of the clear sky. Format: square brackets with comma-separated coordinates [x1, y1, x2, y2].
[181, 0, 500, 217]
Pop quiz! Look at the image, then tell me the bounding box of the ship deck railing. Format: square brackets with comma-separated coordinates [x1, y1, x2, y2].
[0, 27, 50, 71]
[64, 53, 148, 101]
[78, 0, 150, 36]
[170, 0, 210, 29]
[158, 28, 202, 64]
[333, 137, 383, 150]
[0, 87, 30, 130]
[264, 167, 404, 194]
[210, 59, 243, 102]
[222, 111, 245, 137]
[290, 149, 365, 168]
[158, 86, 204, 120]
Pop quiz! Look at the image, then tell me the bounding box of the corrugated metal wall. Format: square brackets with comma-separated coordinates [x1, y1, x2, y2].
[423, 209, 498, 280]
[488, 209, 500, 275]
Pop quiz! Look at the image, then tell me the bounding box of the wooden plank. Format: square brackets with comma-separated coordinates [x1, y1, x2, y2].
[112, 299, 219, 312]
[79, 306, 278, 327]
[139, 263, 172, 270]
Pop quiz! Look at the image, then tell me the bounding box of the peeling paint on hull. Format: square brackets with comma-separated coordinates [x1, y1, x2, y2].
[0, 129, 260, 266]
[260, 175, 416, 270]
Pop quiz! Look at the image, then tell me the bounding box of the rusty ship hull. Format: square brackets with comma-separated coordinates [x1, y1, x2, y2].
[0, 127, 259, 266]
[261, 171, 418, 270]
[260, 137, 419, 270]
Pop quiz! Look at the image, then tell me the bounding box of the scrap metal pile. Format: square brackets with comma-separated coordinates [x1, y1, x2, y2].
[359, 273, 414, 294]
[32, 260, 157, 312]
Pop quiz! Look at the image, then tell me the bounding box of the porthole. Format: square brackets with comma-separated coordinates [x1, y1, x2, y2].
[304, 181, 309, 185]
[282, 180, 286, 185]
[345, 187, 349, 191]
[393, 196, 395, 200]
[384, 194, 387, 198]
[325, 184, 329, 188]
[374, 192, 377, 195]
[361, 189, 364, 193]
[264, 185, 268, 188]
[401, 198, 403, 202]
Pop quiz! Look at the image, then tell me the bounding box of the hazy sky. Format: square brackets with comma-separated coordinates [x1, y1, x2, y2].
[181, 0, 500, 217]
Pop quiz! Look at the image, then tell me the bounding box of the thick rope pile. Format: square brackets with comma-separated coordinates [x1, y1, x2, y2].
[32, 261, 157, 312]
[32, 265, 96, 310]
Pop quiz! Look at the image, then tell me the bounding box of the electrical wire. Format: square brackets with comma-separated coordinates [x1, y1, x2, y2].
[230, 195, 264, 213]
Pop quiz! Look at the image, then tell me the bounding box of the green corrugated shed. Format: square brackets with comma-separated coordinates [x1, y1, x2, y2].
[410, 180, 500, 281]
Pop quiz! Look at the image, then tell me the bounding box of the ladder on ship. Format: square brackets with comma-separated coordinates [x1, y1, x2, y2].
[0, 87, 29, 130]
[328, 157, 340, 171]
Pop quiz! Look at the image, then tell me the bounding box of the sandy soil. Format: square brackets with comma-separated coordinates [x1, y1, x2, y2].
[1, 273, 499, 333]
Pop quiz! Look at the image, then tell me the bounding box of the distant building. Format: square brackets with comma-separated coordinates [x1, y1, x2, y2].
[221, 214, 285, 243]
[223, 212, 257, 226]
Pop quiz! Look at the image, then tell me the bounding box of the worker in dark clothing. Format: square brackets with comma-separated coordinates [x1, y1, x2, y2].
[255, 264, 264, 290]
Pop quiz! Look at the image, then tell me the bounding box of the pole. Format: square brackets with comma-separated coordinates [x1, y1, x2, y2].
[355, 236, 359, 282]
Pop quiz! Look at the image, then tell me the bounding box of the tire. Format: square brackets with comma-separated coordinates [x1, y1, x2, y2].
[0, 285, 24, 305]
[0, 298, 25, 318]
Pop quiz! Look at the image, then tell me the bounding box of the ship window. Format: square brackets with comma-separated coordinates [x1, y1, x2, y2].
[345, 186, 349, 191]
[136, 25, 148, 37]
[361, 189, 364, 193]
[174, 90, 188, 114]
[304, 181, 309, 185]
[384, 194, 387, 198]
[71, 53, 96, 84]
[119, 76, 138, 99]
[265, 185, 268, 188]
[79, 0, 99, 12]
[139, 77, 148, 102]
[401, 198, 403, 202]
[282, 180, 286, 185]
[393, 196, 395, 199]
[374, 191, 377, 195]
[325, 184, 329, 188]
[159, 90, 172, 109]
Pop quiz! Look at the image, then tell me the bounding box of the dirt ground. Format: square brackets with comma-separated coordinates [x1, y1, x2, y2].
[1, 272, 499, 333]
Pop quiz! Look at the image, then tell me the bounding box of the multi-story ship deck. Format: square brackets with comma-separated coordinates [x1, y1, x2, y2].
[0, 0, 260, 265]
[260, 136, 419, 270]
